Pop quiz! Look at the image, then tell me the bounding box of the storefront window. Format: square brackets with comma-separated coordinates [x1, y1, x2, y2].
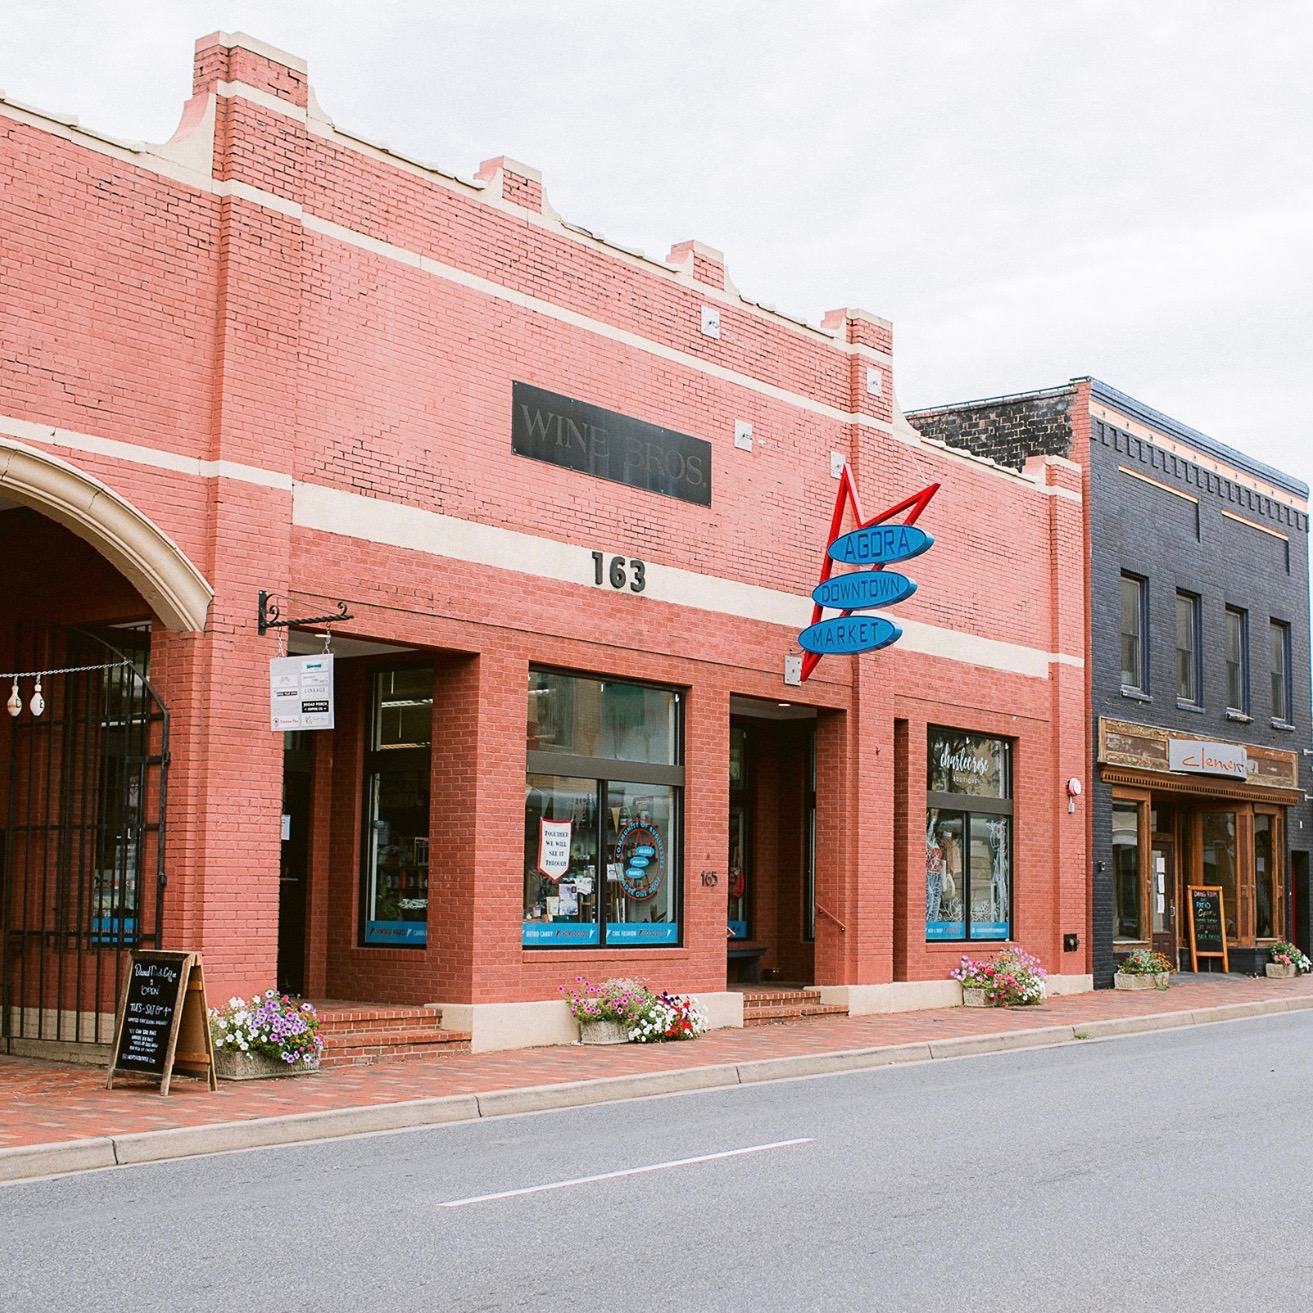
[803, 726, 817, 943]
[1112, 801, 1143, 939]
[926, 729, 1012, 942]
[605, 783, 678, 944]
[362, 667, 433, 947]
[1254, 813, 1277, 940]
[524, 670, 683, 947]
[527, 669, 677, 764]
[524, 776, 600, 946]
[1202, 811, 1238, 942]
[727, 726, 748, 940]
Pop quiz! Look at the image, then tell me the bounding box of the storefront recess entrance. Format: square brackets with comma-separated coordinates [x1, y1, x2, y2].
[1, 623, 168, 1048]
[727, 696, 816, 985]
[1109, 770, 1298, 975]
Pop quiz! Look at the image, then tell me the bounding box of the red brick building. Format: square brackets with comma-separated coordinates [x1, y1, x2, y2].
[0, 33, 1088, 1052]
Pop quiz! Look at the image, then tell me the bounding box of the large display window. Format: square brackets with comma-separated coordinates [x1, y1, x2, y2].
[361, 666, 433, 947]
[524, 670, 683, 947]
[925, 728, 1013, 942]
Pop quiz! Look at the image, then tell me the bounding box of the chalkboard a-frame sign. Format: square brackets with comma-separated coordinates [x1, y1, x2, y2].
[1186, 885, 1230, 973]
[105, 950, 217, 1096]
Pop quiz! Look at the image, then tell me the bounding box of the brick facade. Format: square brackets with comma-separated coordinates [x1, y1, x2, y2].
[909, 381, 1313, 985]
[0, 34, 1089, 1036]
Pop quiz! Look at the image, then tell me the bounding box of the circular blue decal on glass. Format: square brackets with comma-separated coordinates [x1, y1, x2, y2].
[615, 820, 664, 901]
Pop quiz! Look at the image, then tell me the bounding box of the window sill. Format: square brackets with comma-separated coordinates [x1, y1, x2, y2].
[1120, 686, 1151, 702]
[1175, 699, 1205, 714]
[1272, 719, 1297, 732]
[1225, 708, 1252, 723]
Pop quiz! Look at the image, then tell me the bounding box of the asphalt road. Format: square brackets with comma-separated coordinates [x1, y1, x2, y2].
[4, 1013, 1313, 1313]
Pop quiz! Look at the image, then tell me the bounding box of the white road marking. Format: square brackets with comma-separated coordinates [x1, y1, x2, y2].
[439, 1137, 815, 1208]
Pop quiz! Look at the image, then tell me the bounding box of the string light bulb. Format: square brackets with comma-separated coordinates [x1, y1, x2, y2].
[6, 679, 20, 717]
[29, 677, 44, 717]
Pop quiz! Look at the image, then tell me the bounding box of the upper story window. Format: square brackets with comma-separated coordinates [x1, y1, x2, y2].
[1225, 607, 1248, 714]
[1175, 591, 1200, 705]
[1271, 619, 1292, 724]
[1120, 573, 1148, 695]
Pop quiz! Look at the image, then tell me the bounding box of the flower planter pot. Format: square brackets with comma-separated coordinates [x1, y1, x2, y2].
[214, 1047, 320, 1080]
[1266, 962, 1298, 979]
[961, 987, 991, 1007]
[1114, 972, 1169, 990]
[578, 1018, 630, 1045]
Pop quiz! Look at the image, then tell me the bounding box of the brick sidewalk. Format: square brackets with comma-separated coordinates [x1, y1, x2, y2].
[3, 971, 1310, 1157]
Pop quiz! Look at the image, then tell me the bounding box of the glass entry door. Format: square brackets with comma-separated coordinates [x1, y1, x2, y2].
[1150, 837, 1176, 964]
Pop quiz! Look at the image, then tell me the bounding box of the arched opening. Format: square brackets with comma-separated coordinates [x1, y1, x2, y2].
[0, 441, 211, 1051]
[0, 438, 212, 633]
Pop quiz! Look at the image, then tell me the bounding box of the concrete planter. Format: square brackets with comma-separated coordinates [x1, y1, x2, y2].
[578, 1018, 630, 1045]
[214, 1047, 320, 1080]
[961, 987, 991, 1007]
[1114, 972, 1169, 991]
[1265, 962, 1298, 979]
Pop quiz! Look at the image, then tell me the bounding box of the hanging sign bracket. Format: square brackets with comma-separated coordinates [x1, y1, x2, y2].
[257, 591, 353, 636]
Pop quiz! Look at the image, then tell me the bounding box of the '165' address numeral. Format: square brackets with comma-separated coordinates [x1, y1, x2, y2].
[591, 552, 646, 593]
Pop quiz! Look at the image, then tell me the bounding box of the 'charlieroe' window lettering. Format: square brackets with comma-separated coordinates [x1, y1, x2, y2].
[511, 382, 712, 507]
[925, 728, 1013, 943]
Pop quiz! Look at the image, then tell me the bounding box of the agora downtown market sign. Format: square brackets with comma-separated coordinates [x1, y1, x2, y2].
[797, 465, 939, 680]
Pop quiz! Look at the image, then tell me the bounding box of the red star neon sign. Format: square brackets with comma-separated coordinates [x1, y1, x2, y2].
[799, 467, 940, 682]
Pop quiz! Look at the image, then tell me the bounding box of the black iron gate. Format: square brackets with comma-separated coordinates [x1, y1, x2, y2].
[1, 624, 169, 1048]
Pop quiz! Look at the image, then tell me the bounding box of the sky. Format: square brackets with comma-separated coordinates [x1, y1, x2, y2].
[5, 1, 1312, 493]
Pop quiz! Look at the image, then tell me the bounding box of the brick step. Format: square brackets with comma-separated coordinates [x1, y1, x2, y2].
[317, 1014, 446, 1036]
[741, 990, 823, 1009]
[320, 1026, 471, 1069]
[742, 994, 848, 1026]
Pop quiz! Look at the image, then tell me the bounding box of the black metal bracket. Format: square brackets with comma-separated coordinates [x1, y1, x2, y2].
[257, 591, 353, 636]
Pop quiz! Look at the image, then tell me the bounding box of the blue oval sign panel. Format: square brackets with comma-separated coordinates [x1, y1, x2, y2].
[798, 615, 901, 655]
[828, 524, 932, 567]
[812, 569, 916, 611]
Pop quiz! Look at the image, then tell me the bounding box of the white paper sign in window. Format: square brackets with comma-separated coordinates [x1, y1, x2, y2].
[538, 818, 572, 881]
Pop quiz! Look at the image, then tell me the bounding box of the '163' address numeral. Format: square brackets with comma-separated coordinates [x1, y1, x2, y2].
[591, 552, 646, 593]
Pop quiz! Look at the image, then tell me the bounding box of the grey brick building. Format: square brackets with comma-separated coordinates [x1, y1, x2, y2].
[908, 379, 1311, 984]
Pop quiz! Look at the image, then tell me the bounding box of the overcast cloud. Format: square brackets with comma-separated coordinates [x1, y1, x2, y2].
[6, 1, 1311, 490]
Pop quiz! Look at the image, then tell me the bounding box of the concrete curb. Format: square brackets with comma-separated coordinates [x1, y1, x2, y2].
[3, 993, 1311, 1184]
[0, 1137, 116, 1183]
[112, 1095, 483, 1166]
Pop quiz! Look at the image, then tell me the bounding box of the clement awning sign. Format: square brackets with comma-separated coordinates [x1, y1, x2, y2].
[1168, 738, 1248, 778]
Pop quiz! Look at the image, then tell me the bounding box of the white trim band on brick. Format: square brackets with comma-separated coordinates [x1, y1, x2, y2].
[292, 482, 1083, 678]
[3, 91, 1081, 498]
